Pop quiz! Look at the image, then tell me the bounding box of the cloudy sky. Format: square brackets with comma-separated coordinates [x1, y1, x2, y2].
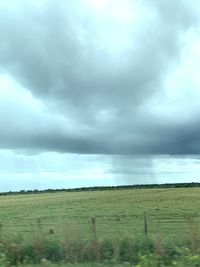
[0, 0, 200, 192]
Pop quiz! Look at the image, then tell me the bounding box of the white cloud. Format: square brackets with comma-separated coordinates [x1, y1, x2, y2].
[145, 26, 200, 122]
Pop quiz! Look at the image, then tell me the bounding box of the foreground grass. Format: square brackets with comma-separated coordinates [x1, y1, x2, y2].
[20, 263, 134, 267]
[2, 244, 200, 267]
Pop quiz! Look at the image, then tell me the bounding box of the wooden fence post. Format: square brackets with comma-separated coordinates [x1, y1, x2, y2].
[91, 217, 100, 261]
[144, 212, 148, 236]
[0, 223, 3, 243]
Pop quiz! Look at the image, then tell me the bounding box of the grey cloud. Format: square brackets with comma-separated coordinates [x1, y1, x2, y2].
[0, 1, 194, 108]
[0, 0, 200, 155]
[1, 108, 200, 155]
[109, 155, 155, 184]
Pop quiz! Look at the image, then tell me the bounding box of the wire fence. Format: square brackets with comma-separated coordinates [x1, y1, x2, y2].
[1, 213, 200, 237]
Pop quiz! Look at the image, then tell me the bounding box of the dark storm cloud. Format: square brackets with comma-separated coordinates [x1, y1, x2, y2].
[0, 0, 199, 155]
[1, 109, 200, 155]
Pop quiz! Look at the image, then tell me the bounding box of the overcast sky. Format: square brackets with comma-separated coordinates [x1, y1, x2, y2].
[0, 0, 200, 192]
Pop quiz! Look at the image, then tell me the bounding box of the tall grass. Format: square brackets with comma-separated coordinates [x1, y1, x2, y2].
[0, 217, 200, 266]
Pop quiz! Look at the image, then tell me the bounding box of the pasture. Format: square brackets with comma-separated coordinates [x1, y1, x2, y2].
[0, 187, 200, 266]
[0, 187, 200, 239]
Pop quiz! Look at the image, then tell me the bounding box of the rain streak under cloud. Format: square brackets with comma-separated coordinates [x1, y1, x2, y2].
[0, 0, 200, 191]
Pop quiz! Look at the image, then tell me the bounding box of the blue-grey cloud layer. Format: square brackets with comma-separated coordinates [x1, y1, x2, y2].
[0, 0, 200, 155]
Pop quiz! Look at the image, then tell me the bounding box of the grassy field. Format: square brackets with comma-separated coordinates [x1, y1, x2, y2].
[1, 187, 200, 266]
[0, 187, 200, 239]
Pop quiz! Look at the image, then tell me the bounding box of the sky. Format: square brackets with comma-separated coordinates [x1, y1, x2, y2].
[0, 0, 200, 192]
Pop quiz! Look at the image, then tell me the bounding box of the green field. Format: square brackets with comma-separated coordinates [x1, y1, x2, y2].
[1, 187, 200, 266]
[1, 187, 200, 239]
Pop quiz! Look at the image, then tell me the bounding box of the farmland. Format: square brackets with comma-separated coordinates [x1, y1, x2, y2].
[0, 187, 200, 266]
[1, 187, 200, 239]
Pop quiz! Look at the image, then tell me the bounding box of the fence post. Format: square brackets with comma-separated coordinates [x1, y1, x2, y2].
[0, 223, 2, 243]
[91, 217, 97, 240]
[91, 217, 100, 261]
[144, 212, 148, 236]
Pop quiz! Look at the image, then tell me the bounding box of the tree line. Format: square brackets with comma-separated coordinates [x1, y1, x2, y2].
[0, 182, 200, 196]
